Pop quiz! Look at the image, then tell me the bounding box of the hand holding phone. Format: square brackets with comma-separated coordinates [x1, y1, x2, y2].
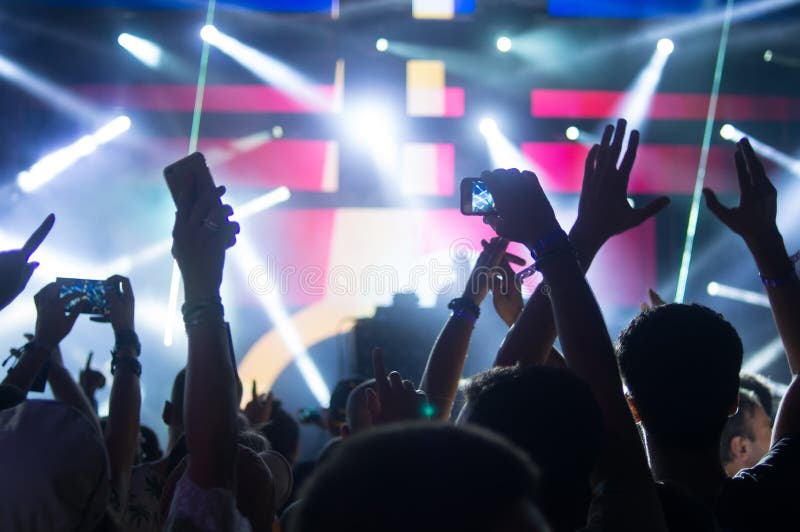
[56, 277, 120, 316]
[460, 178, 497, 216]
[164, 152, 217, 207]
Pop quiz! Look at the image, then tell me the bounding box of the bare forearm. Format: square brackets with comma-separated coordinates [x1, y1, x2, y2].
[105, 349, 141, 508]
[185, 321, 238, 489]
[48, 364, 100, 431]
[420, 315, 474, 420]
[494, 286, 556, 367]
[1, 344, 49, 394]
[747, 230, 800, 374]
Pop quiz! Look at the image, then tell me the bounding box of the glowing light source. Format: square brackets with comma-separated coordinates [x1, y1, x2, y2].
[479, 118, 498, 136]
[117, 33, 162, 68]
[271, 125, 284, 139]
[200, 24, 220, 44]
[706, 281, 771, 307]
[763, 49, 773, 62]
[17, 115, 131, 193]
[719, 123, 737, 140]
[496, 36, 512, 53]
[376, 38, 389, 52]
[657, 38, 675, 56]
[565, 126, 580, 141]
[351, 104, 399, 171]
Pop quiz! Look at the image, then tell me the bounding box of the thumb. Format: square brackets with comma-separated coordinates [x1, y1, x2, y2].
[21, 262, 39, 285]
[632, 196, 670, 226]
[702, 188, 732, 225]
[365, 387, 380, 421]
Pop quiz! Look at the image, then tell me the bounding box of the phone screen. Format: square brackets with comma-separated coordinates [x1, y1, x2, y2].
[56, 278, 112, 315]
[460, 178, 497, 215]
[471, 180, 496, 214]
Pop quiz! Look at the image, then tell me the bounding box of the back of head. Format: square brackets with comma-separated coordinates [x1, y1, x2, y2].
[293, 423, 546, 532]
[617, 303, 743, 448]
[719, 389, 762, 466]
[739, 373, 773, 420]
[260, 402, 300, 464]
[169, 368, 187, 427]
[464, 365, 603, 530]
[0, 400, 109, 532]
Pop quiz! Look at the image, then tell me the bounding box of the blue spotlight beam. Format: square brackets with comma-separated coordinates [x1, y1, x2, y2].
[674, 0, 734, 304]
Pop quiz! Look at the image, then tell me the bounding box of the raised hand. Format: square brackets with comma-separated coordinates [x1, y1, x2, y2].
[0, 214, 55, 311]
[481, 168, 561, 247]
[489, 258, 524, 327]
[462, 237, 524, 307]
[90, 275, 135, 332]
[33, 282, 86, 349]
[703, 138, 778, 245]
[573, 119, 670, 248]
[244, 379, 274, 429]
[367, 347, 427, 425]
[79, 351, 107, 395]
[172, 182, 239, 301]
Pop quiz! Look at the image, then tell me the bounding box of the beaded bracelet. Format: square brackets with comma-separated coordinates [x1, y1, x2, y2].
[111, 354, 142, 377]
[448, 297, 481, 319]
[451, 308, 478, 328]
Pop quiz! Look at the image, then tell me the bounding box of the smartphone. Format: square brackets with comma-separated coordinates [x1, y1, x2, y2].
[164, 152, 216, 207]
[56, 278, 120, 316]
[460, 178, 497, 216]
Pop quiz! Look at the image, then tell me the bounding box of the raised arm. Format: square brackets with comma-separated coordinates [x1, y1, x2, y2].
[101, 275, 142, 516]
[2, 283, 83, 396]
[0, 214, 54, 311]
[419, 237, 513, 420]
[47, 343, 100, 433]
[172, 184, 240, 489]
[704, 138, 800, 441]
[495, 119, 669, 368]
[484, 125, 668, 530]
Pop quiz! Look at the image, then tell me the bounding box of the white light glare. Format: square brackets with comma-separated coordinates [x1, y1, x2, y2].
[200, 24, 220, 44]
[763, 49, 773, 62]
[271, 125, 284, 139]
[352, 104, 398, 171]
[479, 118, 498, 136]
[376, 38, 389, 52]
[17, 115, 131, 193]
[706, 281, 771, 307]
[496, 36, 512, 53]
[565, 126, 580, 141]
[657, 38, 675, 56]
[117, 33, 162, 68]
[719, 123, 738, 141]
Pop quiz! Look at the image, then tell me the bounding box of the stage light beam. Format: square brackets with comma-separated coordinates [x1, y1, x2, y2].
[657, 38, 675, 55]
[17, 115, 131, 193]
[117, 33, 162, 68]
[719, 125, 800, 176]
[763, 49, 773, 62]
[496, 36, 512, 53]
[719, 123, 738, 140]
[376, 38, 389, 52]
[706, 281, 771, 307]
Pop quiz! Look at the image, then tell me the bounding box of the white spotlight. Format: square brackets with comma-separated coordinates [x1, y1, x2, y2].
[376, 38, 389, 52]
[200, 24, 220, 44]
[17, 115, 131, 193]
[496, 36, 512, 53]
[707, 281, 771, 307]
[479, 118, 498, 136]
[763, 49, 773, 62]
[565, 126, 580, 141]
[707, 281, 720, 296]
[657, 38, 675, 55]
[719, 123, 736, 141]
[117, 33, 162, 68]
[351, 104, 398, 171]
[272, 125, 284, 139]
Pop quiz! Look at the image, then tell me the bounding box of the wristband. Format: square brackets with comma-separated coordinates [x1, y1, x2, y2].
[113, 329, 141, 357]
[760, 268, 799, 288]
[448, 297, 480, 319]
[450, 308, 478, 328]
[526, 229, 570, 260]
[111, 354, 142, 377]
[182, 299, 225, 325]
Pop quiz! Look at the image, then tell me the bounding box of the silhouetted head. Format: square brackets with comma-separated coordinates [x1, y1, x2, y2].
[617, 304, 743, 449]
[342, 379, 375, 437]
[260, 402, 300, 464]
[739, 372, 774, 420]
[292, 423, 547, 532]
[462, 365, 603, 531]
[161, 368, 186, 451]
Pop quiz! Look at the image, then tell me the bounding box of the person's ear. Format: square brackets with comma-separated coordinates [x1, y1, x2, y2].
[729, 435, 750, 460]
[626, 393, 641, 423]
[162, 401, 173, 426]
[340, 424, 351, 439]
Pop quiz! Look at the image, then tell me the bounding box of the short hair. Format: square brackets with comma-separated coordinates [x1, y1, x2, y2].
[617, 304, 743, 447]
[719, 389, 763, 465]
[330, 377, 366, 424]
[292, 423, 544, 532]
[464, 365, 603, 530]
[139, 425, 163, 463]
[739, 373, 774, 419]
[260, 402, 300, 464]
